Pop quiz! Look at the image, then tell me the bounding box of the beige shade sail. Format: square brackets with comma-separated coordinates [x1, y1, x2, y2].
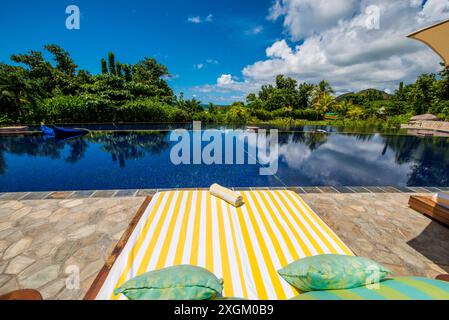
[408, 19, 449, 67]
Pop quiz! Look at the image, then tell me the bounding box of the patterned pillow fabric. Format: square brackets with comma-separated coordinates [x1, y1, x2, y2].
[114, 265, 224, 300]
[278, 254, 390, 292]
[291, 277, 449, 300]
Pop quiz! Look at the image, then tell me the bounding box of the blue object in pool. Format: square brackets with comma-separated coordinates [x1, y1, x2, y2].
[41, 125, 55, 136]
[53, 126, 89, 137]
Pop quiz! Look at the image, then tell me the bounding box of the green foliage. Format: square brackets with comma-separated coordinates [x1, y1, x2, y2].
[101, 59, 108, 75]
[1, 45, 449, 126]
[0, 45, 177, 124]
[225, 104, 251, 124]
[108, 52, 116, 75]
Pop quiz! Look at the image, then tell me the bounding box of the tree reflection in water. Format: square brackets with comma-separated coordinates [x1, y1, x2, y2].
[0, 130, 448, 187]
[0, 134, 88, 174]
[87, 131, 169, 168]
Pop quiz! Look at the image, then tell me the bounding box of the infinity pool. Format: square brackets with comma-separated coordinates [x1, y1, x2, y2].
[1, 129, 448, 192]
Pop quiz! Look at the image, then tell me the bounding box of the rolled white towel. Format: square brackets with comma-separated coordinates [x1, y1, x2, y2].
[210, 184, 244, 207]
[432, 193, 449, 209]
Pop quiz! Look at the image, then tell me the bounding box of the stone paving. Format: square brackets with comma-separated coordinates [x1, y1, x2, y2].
[0, 196, 143, 300]
[0, 191, 448, 300]
[302, 193, 449, 278]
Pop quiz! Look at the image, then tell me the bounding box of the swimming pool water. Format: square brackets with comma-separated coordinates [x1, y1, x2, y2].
[1, 130, 448, 192]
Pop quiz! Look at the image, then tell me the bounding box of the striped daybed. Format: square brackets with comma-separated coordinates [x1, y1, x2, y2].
[85, 190, 353, 300]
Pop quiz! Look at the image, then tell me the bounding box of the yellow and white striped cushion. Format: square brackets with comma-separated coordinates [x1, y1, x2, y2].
[96, 190, 353, 300]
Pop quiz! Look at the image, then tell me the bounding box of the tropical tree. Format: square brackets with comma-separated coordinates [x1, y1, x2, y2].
[108, 52, 116, 75]
[312, 92, 337, 117]
[101, 59, 108, 74]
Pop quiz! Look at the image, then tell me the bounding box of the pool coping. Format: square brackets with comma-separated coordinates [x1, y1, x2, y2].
[0, 186, 447, 200]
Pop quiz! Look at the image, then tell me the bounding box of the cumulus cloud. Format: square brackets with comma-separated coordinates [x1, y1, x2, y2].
[268, 0, 359, 40]
[217, 74, 235, 87]
[192, 0, 449, 102]
[244, 0, 449, 93]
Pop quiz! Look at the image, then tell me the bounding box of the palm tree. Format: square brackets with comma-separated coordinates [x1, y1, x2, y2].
[312, 92, 337, 118]
[338, 100, 354, 117]
[314, 80, 335, 97]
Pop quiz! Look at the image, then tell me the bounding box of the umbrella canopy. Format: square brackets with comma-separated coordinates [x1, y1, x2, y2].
[408, 19, 449, 67]
[410, 114, 439, 122]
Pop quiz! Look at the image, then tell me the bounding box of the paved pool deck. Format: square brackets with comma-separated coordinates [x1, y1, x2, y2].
[1, 189, 448, 300]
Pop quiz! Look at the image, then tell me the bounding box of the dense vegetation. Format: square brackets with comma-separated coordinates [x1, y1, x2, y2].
[1, 45, 448, 127]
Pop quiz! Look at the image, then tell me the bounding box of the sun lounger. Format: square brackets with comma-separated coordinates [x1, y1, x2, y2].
[293, 277, 449, 300]
[409, 195, 449, 227]
[85, 190, 353, 300]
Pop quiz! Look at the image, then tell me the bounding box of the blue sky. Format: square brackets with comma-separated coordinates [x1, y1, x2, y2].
[0, 0, 283, 103]
[1, 0, 448, 104]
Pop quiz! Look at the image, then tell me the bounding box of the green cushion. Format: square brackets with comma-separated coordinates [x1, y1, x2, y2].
[291, 277, 449, 300]
[114, 265, 223, 300]
[278, 254, 390, 292]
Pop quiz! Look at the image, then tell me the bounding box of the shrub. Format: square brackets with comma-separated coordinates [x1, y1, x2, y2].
[292, 109, 323, 120]
[116, 99, 174, 122]
[225, 105, 251, 124]
[37, 94, 115, 123]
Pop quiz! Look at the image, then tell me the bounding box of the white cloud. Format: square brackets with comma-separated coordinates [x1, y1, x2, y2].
[217, 74, 235, 87]
[187, 16, 202, 24]
[187, 14, 214, 24]
[194, 59, 219, 70]
[268, 0, 359, 40]
[244, 0, 449, 93]
[245, 25, 264, 35]
[191, 0, 449, 103]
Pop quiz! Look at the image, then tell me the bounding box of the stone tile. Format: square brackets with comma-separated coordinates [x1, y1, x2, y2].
[80, 259, 104, 281]
[19, 264, 60, 289]
[67, 225, 96, 240]
[333, 186, 355, 193]
[0, 275, 11, 288]
[302, 187, 322, 194]
[40, 279, 66, 300]
[2, 237, 33, 260]
[5, 256, 35, 274]
[0, 260, 7, 273]
[46, 192, 74, 200]
[394, 186, 416, 193]
[349, 187, 371, 193]
[364, 187, 387, 193]
[29, 209, 53, 219]
[318, 187, 339, 193]
[21, 192, 51, 200]
[114, 189, 138, 197]
[0, 277, 19, 294]
[91, 190, 118, 198]
[409, 187, 433, 194]
[0, 221, 14, 233]
[135, 189, 157, 197]
[59, 199, 84, 208]
[380, 186, 402, 193]
[69, 191, 95, 199]
[0, 193, 30, 201]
